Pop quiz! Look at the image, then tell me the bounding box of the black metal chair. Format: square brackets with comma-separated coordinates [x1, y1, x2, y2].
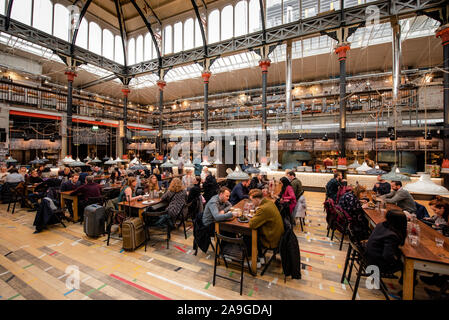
[260, 245, 280, 276]
[6, 182, 25, 214]
[213, 232, 255, 295]
[174, 204, 187, 239]
[340, 227, 390, 300]
[142, 210, 171, 250]
[331, 206, 350, 251]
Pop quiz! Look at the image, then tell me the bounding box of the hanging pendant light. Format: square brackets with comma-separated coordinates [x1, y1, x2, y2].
[5, 156, 18, 164]
[298, 134, 304, 141]
[104, 158, 117, 165]
[91, 157, 102, 164]
[30, 157, 43, 165]
[62, 155, 75, 164]
[245, 166, 261, 174]
[348, 159, 361, 169]
[227, 165, 251, 180]
[84, 156, 92, 162]
[102, 155, 110, 162]
[381, 165, 411, 181]
[404, 173, 449, 195]
[69, 157, 86, 167]
[356, 162, 373, 173]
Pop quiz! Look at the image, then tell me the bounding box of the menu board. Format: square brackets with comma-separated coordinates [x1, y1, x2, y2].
[418, 139, 443, 151]
[278, 140, 313, 151]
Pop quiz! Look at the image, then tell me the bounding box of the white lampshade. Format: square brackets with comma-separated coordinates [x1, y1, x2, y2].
[62, 155, 74, 164]
[356, 162, 372, 172]
[348, 159, 361, 169]
[404, 173, 449, 195]
[227, 165, 251, 180]
[184, 160, 195, 168]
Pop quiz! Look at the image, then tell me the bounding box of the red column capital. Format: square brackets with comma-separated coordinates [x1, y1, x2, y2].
[121, 87, 131, 97]
[259, 59, 271, 73]
[202, 71, 212, 83]
[157, 80, 166, 91]
[436, 24, 449, 46]
[335, 43, 351, 61]
[65, 70, 77, 82]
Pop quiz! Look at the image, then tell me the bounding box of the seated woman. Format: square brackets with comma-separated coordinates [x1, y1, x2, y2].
[159, 177, 187, 226]
[249, 174, 265, 190]
[277, 177, 297, 216]
[117, 177, 143, 203]
[423, 197, 449, 227]
[203, 174, 220, 203]
[108, 169, 121, 184]
[145, 174, 160, 195]
[365, 210, 407, 275]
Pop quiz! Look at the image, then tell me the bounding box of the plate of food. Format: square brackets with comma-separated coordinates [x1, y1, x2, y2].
[237, 216, 249, 223]
[142, 200, 155, 205]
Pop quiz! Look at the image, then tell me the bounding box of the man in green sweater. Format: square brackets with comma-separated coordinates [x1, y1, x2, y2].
[248, 189, 284, 268]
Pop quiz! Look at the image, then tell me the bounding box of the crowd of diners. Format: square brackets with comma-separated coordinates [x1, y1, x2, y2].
[325, 171, 449, 299]
[2, 158, 449, 298]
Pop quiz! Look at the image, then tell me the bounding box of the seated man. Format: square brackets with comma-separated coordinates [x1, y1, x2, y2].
[373, 175, 391, 195]
[28, 172, 61, 210]
[60, 173, 81, 219]
[380, 180, 416, 214]
[71, 175, 102, 221]
[5, 168, 25, 184]
[202, 187, 237, 233]
[229, 179, 251, 206]
[248, 189, 284, 267]
[58, 167, 72, 180]
[27, 170, 43, 185]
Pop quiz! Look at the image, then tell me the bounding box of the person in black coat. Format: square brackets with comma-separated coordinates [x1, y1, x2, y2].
[365, 209, 407, 274]
[187, 176, 202, 219]
[325, 172, 342, 201]
[203, 174, 219, 203]
[28, 173, 62, 210]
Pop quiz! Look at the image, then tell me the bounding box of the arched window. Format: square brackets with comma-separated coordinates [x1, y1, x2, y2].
[164, 25, 172, 54]
[76, 19, 88, 49]
[235, 1, 248, 37]
[184, 18, 194, 50]
[194, 18, 203, 48]
[136, 35, 143, 63]
[102, 29, 114, 60]
[53, 4, 70, 41]
[173, 21, 183, 52]
[33, 0, 52, 34]
[11, 0, 32, 26]
[221, 5, 233, 40]
[127, 38, 135, 65]
[208, 9, 220, 44]
[283, 0, 300, 23]
[249, 0, 261, 32]
[144, 32, 153, 60]
[88, 22, 102, 54]
[266, 0, 282, 27]
[114, 35, 124, 65]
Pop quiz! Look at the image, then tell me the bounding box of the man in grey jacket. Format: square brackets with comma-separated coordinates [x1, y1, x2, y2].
[202, 187, 238, 227]
[381, 180, 416, 213]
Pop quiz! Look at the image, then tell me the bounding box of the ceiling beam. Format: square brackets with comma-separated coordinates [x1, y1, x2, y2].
[114, 0, 128, 68]
[71, 0, 94, 56]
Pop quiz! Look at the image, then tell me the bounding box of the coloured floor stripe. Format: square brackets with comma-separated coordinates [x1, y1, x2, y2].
[7, 293, 20, 300]
[64, 289, 76, 296]
[174, 245, 186, 253]
[110, 274, 172, 300]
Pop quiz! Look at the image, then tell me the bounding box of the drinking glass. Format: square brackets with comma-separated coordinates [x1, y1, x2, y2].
[435, 237, 444, 248]
[409, 234, 419, 246]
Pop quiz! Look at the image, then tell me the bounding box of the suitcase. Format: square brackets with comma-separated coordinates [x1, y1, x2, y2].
[83, 204, 106, 237]
[122, 217, 145, 251]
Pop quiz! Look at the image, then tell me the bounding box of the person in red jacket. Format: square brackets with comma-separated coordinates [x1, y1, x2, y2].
[277, 177, 297, 215]
[70, 175, 102, 222]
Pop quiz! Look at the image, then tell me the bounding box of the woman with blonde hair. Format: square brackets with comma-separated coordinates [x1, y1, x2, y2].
[145, 174, 160, 193]
[160, 177, 187, 223]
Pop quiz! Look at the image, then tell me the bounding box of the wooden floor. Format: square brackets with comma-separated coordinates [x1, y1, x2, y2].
[0, 192, 434, 300]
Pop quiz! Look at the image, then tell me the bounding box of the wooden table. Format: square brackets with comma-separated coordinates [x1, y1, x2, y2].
[215, 199, 258, 275]
[93, 175, 110, 181]
[60, 190, 79, 222]
[118, 198, 162, 220]
[364, 204, 449, 300]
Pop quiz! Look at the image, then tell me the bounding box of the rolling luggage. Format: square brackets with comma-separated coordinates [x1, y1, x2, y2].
[122, 217, 145, 251]
[83, 204, 106, 237]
